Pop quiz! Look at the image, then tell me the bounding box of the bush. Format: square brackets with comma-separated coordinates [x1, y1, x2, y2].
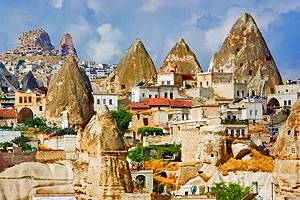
[25, 117, 46, 128]
[128, 144, 181, 163]
[137, 127, 163, 136]
[111, 107, 132, 134]
[12, 135, 32, 151]
[211, 182, 252, 200]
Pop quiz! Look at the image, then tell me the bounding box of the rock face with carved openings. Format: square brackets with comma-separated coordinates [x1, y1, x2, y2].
[209, 13, 282, 95]
[272, 98, 300, 199]
[59, 33, 77, 57]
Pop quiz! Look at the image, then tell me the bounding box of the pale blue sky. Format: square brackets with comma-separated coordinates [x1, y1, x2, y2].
[0, 0, 300, 80]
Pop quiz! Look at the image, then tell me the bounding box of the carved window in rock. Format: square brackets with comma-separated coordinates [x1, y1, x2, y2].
[292, 148, 296, 154]
[143, 118, 148, 126]
[287, 130, 291, 135]
[135, 175, 146, 188]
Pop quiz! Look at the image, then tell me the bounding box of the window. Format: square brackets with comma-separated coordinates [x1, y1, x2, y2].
[288, 100, 291, 106]
[284, 100, 287, 106]
[28, 96, 32, 103]
[109, 99, 113, 105]
[143, 118, 149, 126]
[170, 92, 173, 99]
[155, 95, 158, 98]
[237, 90, 240, 96]
[236, 130, 240, 137]
[19, 97, 23, 103]
[24, 97, 27, 103]
[161, 81, 165, 85]
[249, 70, 252, 75]
[39, 106, 43, 111]
[142, 93, 145, 97]
[103, 99, 106, 105]
[206, 81, 209, 86]
[97, 99, 100, 105]
[286, 89, 288, 92]
[211, 154, 214, 157]
[241, 129, 245, 137]
[255, 110, 258, 116]
[287, 130, 291, 135]
[230, 129, 234, 137]
[241, 91, 244, 97]
[250, 110, 252, 116]
[137, 114, 140, 120]
[167, 81, 171, 85]
[149, 95, 152, 98]
[164, 92, 168, 98]
[200, 82, 202, 87]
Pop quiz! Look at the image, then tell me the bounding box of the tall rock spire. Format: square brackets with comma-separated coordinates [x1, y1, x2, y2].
[105, 38, 157, 93]
[73, 105, 133, 199]
[272, 99, 300, 199]
[210, 13, 282, 95]
[45, 55, 94, 127]
[59, 33, 77, 57]
[159, 38, 202, 74]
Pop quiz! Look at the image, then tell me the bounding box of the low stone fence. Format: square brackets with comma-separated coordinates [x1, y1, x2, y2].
[0, 151, 36, 171]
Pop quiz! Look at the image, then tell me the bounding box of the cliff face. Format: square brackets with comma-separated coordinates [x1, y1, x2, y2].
[105, 38, 157, 93]
[73, 105, 133, 199]
[159, 38, 203, 74]
[209, 13, 282, 95]
[59, 33, 77, 57]
[272, 99, 300, 199]
[18, 29, 54, 52]
[45, 55, 94, 127]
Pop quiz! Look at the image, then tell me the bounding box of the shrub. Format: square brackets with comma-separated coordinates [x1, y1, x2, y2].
[211, 182, 252, 200]
[137, 127, 163, 136]
[111, 107, 132, 134]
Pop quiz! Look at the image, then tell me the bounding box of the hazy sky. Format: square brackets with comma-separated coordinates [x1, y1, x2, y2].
[0, 0, 300, 80]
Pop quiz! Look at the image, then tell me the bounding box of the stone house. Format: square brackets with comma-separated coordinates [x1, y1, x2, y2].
[15, 88, 46, 122]
[131, 85, 179, 102]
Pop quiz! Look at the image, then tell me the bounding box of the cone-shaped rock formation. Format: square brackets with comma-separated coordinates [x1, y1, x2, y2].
[272, 99, 300, 199]
[160, 38, 202, 74]
[59, 33, 77, 57]
[0, 62, 19, 92]
[45, 55, 94, 127]
[73, 105, 133, 199]
[105, 38, 157, 93]
[21, 71, 42, 91]
[209, 13, 282, 95]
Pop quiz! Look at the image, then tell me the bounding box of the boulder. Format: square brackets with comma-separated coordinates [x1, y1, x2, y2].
[45, 55, 94, 128]
[209, 13, 282, 95]
[0, 161, 73, 200]
[159, 38, 202, 74]
[73, 105, 133, 199]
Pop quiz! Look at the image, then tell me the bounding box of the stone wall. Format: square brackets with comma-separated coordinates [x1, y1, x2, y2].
[131, 170, 154, 193]
[0, 152, 36, 171]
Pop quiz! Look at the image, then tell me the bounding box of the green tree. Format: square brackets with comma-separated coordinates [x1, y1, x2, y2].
[25, 117, 47, 128]
[211, 182, 252, 200]
[12, 135, 32, 150]
[111, 107, 132, 134]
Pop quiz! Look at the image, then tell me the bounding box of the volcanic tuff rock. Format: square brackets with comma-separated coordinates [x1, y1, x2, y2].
[272, 98, 300, 199]
[59, 33, 77, 57]
[159, 38, 203, 74]
[0, 61, 19, 92]
[45, 55, 94, 127]
[9, 29, 54, 54]
[104, 38, 157, 93]
[0, 161, 73, 200]
[73, 105, 133, 199]
[209, 13, 282, 95]
[21, 71, 42, 91]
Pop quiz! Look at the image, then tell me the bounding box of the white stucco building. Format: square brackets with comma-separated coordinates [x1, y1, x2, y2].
[93, 93, 119, 112]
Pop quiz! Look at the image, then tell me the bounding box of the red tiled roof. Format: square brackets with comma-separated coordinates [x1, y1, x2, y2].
[170, 100, 192, 108]
[146, 98, 170, 106]
[0, 108, 17, 119]
[128, 102, 150, 109]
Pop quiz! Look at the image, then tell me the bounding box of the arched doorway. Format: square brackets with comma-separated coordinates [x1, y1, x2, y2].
[136, 175, 146, 187]
[18, 107, 33, 122]
[268, 98, 280, 108]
